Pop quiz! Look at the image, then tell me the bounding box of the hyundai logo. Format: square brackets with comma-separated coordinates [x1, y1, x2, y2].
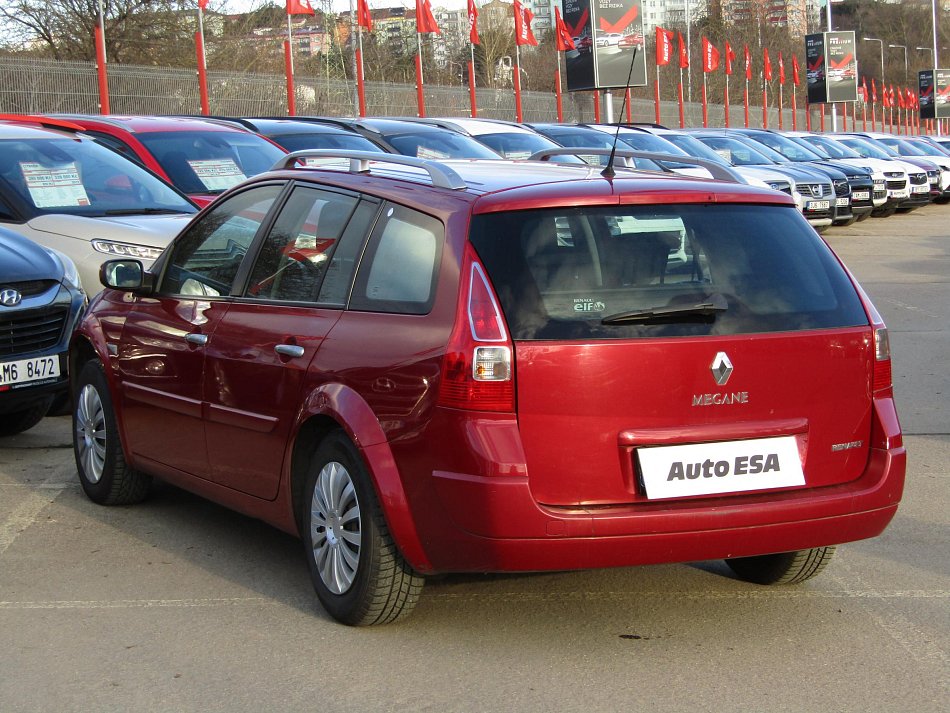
[0, 288, 21, 307]
[711, 352, 733, 386]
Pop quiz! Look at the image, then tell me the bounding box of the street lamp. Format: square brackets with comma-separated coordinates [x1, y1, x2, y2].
[862, 37, 885, 85]
[888, 44, 908, 81]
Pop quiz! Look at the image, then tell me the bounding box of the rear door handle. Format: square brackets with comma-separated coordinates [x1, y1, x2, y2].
[274, 344, 305, 358]
[185, 333, 208, 346]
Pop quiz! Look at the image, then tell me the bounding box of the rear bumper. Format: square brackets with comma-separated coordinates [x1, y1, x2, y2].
[406, 406, 906, 574]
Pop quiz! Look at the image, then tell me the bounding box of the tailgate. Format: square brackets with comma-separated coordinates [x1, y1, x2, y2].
[515, 329, 873, 505]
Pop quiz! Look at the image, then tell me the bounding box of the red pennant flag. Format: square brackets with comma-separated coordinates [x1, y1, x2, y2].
[416, 0, 440, 34]
[778, 52, 785, 84]
[744, 45, 752, 80]
[724, 41, 736, 76]
[702, 37, 720, 73]
[287, 0, 314, 15]
[871, 77, 877, 103]
[357, 0, 372, 30]
[198, 0, 209, 9]
[677, 31, 688, 69]
[656, 27, 674, 67]
[897, 86, 906, 109]
[792, 55, 800, 86]
[554, 8, 574, 52]
[861, 76, 868, 102]
[468, 0, 479, 45]
[763, 48, 772, 81]
[514, 0, 538, 46]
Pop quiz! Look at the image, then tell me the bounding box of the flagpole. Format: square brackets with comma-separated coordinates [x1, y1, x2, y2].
[469, 43, 477, 118]
[792, 84, 797, 130]
[778, 82, 783, 129]
[702, 72, 708, 127]
[415, 31, 426, 117]
[724, 73, 730, 128]
[655, 63, 661, 124]
[196, 5, 210, 115]
[95, 0, 110, 114]
[744, 78, 749, 127]
[285, 12, 297, 116]
[514, 43, 523, 123]
[356, 27, 367, 117]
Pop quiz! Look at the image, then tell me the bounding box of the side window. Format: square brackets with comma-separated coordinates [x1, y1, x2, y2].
[87, 132, 143, 166]
[349, 203, 443, 315]
[244, 185, 359, 303]
[160, 184, 283, 297]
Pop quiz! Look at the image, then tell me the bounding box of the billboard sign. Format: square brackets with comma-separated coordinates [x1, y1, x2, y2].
[937, 69, 950, 119]
[825, 31, 858, 103]
[919, 70, 935, 119]
[805, 33, 826, 104]
[804, 31, 857, 103]
[563, 0, 647, 92]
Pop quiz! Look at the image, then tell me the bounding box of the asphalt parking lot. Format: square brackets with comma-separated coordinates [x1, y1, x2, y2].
[1, 206, 947, 713]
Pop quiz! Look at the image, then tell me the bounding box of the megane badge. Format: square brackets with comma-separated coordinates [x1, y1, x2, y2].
[711, 352, 733, 386]
[0, 288, 21, 307]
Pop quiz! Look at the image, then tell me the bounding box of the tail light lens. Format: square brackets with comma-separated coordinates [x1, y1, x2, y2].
[872, 326, 892, 393]
[438, 248, 515, 412]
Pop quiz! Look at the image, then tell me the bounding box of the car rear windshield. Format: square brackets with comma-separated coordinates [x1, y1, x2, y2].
[469, 203, 868, 340]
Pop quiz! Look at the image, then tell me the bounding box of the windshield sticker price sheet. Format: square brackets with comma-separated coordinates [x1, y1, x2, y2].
[19, 161, 90, 208]
[187, 158, 247, 191]
[637, 436, 805, 500]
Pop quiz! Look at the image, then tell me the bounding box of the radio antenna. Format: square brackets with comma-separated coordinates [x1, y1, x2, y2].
[602, 45, 639, 179]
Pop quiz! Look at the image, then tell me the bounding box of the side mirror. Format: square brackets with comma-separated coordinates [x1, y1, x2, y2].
[100, 259, 154, 293]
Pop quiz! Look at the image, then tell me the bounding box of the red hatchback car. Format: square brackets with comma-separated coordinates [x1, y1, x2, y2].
[70, 150, 906, 625]
[49, 115, 287, 207]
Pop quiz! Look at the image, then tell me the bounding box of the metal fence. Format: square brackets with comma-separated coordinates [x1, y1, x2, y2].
[0, 54, 832, 130]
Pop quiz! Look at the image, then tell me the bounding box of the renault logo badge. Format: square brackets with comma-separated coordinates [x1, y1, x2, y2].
[0, 288, 22, 307]
[711, 352, 733, 386]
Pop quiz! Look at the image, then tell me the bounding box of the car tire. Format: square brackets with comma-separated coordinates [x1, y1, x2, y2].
[872, 206, 897, 218]
[302, 432, 423, 626]
[855, 211, 871, 222]
[0, 397, 53, 437]
[725, 546, 836, 585]
[73, 360, 151, 505]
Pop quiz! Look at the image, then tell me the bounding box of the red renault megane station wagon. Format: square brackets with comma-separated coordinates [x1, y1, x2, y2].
[70, 149, 906, 625]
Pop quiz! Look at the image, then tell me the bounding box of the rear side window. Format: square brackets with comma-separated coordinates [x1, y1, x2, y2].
[349, 203, 443, 315]
[469, 204, 868, 340]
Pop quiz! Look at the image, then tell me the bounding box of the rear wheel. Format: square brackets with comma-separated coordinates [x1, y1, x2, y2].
[73, 360, 151, 505]
[302, 432, 423, 625]
[0, 398, 53, 437]
[725, 546, 836, 585]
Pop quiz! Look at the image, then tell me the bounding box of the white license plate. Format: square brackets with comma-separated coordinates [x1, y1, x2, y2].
[806, 200, 830, 211]
[852, 191, 870, 201]
[891, 189, 909, 199]
[637, 436, 806, 500]
[836, 197, 850, 207]
[913, 184, 929, 193]
[0, 356, 60, 388]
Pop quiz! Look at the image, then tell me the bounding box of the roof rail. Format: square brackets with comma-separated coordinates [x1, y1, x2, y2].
[271, 149, 468, 190]
[528, 148, 742, 184]
[0, 114, 86, 132]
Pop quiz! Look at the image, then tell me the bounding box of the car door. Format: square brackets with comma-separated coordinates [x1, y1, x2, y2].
[115, 183, 285, 479]
[202, 184, 378, 499]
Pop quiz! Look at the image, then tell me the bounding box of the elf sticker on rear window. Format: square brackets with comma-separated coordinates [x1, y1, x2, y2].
[187, 158, 247, 191]
[19, 161, 90, 208]
[637, 436, 805, 500]
[573, 298, 606, 313]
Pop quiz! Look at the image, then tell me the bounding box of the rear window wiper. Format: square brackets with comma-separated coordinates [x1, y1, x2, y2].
[601, 293, 728, 325]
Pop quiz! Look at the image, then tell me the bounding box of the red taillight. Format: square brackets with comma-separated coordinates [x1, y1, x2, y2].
[872, 326, 892, 393]
[438, 249, 515, 412]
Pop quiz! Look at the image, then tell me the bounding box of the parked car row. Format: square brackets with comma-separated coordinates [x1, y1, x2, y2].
[0, 114, 915, 627]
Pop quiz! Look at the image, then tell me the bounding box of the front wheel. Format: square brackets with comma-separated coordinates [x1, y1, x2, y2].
[73, 360, 151, 505]
[725, 546, 836, 585]
[302, 432, 423, 626]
